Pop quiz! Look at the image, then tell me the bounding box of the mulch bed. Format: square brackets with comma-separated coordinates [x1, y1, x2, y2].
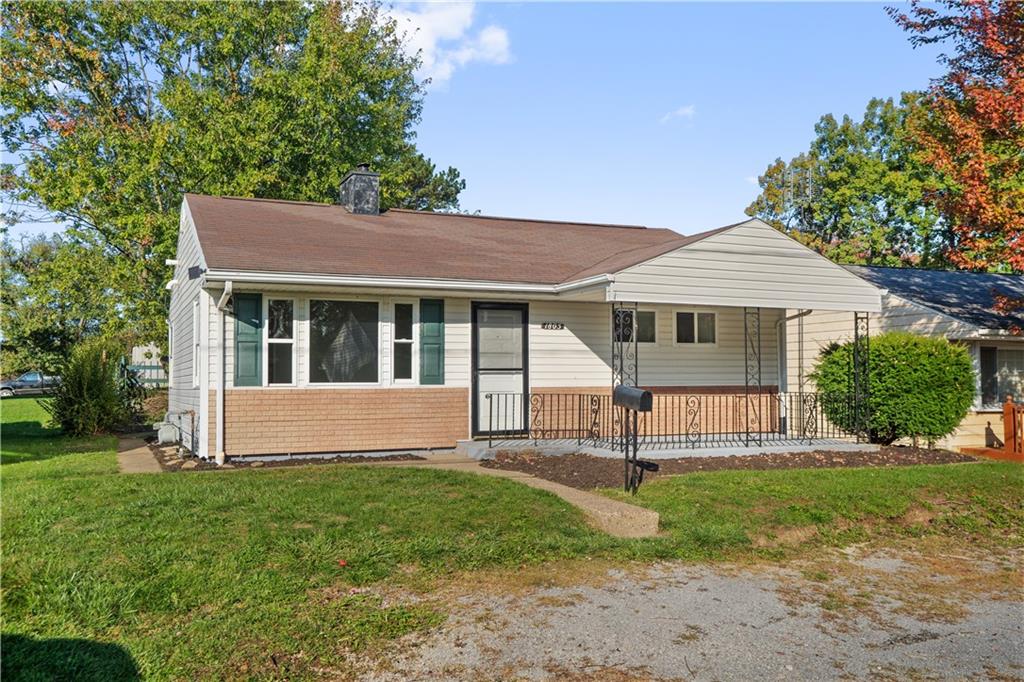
[479, 446, 979, 490]
[145, 440, 424, 472]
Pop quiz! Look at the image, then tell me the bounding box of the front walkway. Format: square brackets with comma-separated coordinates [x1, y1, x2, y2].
[370, 453, 660, 539]
[116, 436, 163, 473]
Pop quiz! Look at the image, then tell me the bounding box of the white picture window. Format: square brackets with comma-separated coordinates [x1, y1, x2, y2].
[392, 302, 417, 382]
[192, 298, 200, 387]
[309, 299, 379, 383]
[675, 311, 716, 345]
[266, 299, 295, 385]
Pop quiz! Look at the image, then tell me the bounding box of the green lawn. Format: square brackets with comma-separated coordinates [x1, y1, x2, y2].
[2, 398, 1021, 680]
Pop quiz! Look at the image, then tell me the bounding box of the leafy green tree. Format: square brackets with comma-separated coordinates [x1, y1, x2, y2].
[1, 234, 117, 376]
[1, 0, 465, 344]
[746, 95, 949, 267]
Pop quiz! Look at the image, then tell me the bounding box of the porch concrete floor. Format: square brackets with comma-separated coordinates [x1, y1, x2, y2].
[458, 438, 878, 460]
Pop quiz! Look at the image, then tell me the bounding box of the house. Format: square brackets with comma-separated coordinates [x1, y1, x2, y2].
[786, 265, 1023, 450]
[166, 167, 882, 461]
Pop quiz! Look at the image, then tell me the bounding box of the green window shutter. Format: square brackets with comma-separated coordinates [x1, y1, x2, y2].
[420, 299, 445, 385]
[234, 293, 262, 387]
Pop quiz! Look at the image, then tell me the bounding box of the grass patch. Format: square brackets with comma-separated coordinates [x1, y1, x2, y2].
[2, 398, 1021, 679]
[603, 462, 1023, 558]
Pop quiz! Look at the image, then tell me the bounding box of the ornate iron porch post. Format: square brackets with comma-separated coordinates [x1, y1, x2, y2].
[744, 307, 762, 446]
[611, 302, 639, 452]
[852, 312, 871, 443]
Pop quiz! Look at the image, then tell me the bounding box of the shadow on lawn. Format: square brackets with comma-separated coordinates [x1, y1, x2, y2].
[1, 633, 140, 681]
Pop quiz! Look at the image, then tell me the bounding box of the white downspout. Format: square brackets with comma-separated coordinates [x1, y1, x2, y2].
[215, 282, 233, 465]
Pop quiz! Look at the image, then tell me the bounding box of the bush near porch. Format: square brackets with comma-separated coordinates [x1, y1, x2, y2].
[812, 332, 975, 445]
[3, 399, 1020, 679]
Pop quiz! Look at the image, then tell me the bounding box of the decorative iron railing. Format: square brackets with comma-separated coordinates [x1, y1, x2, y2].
[483, 391, 860, 449]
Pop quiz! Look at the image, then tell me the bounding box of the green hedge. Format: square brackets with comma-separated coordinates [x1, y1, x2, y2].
[811, 331, 975, 445]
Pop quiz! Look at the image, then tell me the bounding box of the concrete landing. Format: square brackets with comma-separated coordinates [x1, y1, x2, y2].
[388, 453, 660, 539]
[116, 437, 163, 474]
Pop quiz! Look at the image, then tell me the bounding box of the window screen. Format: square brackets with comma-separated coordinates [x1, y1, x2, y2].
[267, 300, 294, 384]
[393, 303, 414, 381]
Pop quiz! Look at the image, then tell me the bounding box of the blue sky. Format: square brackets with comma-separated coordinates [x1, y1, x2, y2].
[408, 1, 945, 235]
[10, 2, 945, 238]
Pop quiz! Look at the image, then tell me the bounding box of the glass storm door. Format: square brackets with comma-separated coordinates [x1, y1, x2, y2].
[472, 303, 528, 435]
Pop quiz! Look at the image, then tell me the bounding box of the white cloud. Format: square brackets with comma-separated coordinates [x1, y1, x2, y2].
[659, 104, 696, 124]
[745, 175, 759, 185]
[385, 3, 510, 87]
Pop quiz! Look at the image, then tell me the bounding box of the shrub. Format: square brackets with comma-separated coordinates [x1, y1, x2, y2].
[810, 331, 975, 445]
[44, 338, 144, 435]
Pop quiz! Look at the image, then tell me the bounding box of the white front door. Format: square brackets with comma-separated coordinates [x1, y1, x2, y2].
[473, 303, 527, 435]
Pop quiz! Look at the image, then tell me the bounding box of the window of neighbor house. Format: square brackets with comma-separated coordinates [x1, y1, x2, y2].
[392, 302, 416, 382]
[267, 299, 294, 385]
[309, 300, 379, 383]
[980, 346, 1023, 407]
[675, 311, 716, 344]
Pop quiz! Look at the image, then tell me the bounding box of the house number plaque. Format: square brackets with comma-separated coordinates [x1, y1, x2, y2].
[541, 322, 565, 330]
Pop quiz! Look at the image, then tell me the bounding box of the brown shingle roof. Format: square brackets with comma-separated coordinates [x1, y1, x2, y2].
[186, 194, 727, 284]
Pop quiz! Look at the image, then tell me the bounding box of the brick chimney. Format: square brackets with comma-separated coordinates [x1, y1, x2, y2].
[338, 164, 379, 215]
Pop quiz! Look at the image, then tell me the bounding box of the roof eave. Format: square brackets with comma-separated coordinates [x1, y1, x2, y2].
[201, 268, 612, 295]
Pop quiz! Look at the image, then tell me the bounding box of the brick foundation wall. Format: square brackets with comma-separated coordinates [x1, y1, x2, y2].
[209, 387, 469, 456]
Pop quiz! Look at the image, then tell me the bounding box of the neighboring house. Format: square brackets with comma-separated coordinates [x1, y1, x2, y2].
[166, 167, 881, 460]
[786, 265, 1024, 450]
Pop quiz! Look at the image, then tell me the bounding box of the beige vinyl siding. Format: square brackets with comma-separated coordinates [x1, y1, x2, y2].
[444, 298, 471, 387]
[612, 220, 882, 312]
[167, 206, 206, 454]
[785, 293, 983, 392]
[528, 302, 782, 389]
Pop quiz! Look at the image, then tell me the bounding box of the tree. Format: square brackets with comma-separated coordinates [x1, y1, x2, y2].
[889, 0, 1024, 272]
[746, 95, 950, 267]
[1, 233, 116, 375]
[1, 0, 466, 345]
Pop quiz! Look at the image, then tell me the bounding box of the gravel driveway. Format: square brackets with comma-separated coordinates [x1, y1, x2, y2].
[362, 545, 1023, 681]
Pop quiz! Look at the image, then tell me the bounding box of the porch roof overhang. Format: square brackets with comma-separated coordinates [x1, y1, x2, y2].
[202, 265, 883, 312]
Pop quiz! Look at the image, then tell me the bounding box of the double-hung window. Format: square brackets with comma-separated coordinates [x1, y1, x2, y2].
[392, 301, 417, 382]
[309, 299, 379, 383]
[267, 299, 295, 385]
[613, 309, 657, 344]
[980, 346, 1023, 408]
[675, 311, 716, 345]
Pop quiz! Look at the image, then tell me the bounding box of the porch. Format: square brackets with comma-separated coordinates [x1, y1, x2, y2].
[476, 388, 871, 458]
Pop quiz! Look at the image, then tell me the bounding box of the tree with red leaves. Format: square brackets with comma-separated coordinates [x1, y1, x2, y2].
[889, 0, 1023, 273]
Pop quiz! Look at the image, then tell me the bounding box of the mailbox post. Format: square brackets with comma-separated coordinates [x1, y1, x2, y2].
[612, 385, 659, 494]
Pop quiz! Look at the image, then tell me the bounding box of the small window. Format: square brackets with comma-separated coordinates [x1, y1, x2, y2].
[393, 302, 415, 381]
[636, 311, 656, 344]
[675, 311, 716, 344]
[309, 300, 379, 383]
[267, 299, 294, 385]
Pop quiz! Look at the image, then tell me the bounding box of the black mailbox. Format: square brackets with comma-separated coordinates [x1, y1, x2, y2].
[613, 385, 652, 412]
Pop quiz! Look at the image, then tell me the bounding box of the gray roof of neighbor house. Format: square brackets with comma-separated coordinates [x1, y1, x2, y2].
[184, 193, 736, 285]
[844, 265, 1024, 332]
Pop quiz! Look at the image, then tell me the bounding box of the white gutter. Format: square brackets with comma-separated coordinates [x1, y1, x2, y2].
[214, 281, 232, 465]
[202, 269, 612, 295]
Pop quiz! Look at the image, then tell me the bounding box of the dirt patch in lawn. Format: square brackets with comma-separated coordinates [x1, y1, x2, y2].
[149, 443, 424, 472]
[479, 446, 977, 490]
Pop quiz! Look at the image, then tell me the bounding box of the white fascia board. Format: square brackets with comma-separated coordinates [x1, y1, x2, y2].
[201, 269, 611, 295]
